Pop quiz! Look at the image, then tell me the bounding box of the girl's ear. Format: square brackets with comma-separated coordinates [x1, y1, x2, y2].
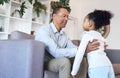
[89, 20, 94, 27]
[88, 20, 95, 30]
[88, 20, 92, 26]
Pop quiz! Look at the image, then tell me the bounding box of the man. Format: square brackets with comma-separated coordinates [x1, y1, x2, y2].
[35, 6, 99, 78]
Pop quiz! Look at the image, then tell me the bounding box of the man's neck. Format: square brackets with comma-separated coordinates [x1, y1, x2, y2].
[53, 21, 61, 32]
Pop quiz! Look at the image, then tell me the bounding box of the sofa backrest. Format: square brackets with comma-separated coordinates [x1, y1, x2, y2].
[105, 49, 120, 64]
[10, 31, 35, 40]
[105, 49, 120, 78]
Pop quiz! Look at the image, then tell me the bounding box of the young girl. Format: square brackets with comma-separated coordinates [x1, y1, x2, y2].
[71, 10, 115, 78]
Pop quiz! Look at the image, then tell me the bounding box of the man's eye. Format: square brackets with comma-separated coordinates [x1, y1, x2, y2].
[64, 16, 68, 18]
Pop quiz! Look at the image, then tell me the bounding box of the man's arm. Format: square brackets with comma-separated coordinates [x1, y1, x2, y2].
[35, 27, 77, 58]
[85, 39, 100, 53]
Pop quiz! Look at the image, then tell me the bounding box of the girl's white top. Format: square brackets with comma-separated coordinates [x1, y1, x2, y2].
[71, 30, 112, 76]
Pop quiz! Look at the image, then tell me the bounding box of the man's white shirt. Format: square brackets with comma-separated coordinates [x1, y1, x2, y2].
[35, 22, 78, 58]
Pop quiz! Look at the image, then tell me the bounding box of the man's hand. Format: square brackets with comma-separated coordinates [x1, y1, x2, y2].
[71, 75, 76, 78]
[86, 39, 100, 53]
[104, 42, 108, 49]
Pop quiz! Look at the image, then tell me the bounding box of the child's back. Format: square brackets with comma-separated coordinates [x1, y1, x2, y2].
[85, 30, 112, 68]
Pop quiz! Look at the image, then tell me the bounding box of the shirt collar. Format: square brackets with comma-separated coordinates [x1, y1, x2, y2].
[50, 22, 64, 35]
[83, 30, 96, 33]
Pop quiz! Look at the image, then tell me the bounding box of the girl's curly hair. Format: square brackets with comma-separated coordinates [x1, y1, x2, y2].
[87, 9, 113, 30]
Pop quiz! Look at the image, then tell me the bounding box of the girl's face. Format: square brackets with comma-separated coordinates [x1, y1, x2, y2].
[83, 16, 90, 31]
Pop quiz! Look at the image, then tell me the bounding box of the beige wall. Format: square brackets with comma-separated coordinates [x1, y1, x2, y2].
[68, 0, 120, 49]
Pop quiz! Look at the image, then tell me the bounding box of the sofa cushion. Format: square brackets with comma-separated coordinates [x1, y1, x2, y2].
[44, 70, 59, 78]
[10, 31, 35, 40]
[116, 75, 120, 78]
[113, 64, 120, 75]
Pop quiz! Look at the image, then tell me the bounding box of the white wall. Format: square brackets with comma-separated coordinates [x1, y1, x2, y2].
[69, 0, 120, 49]
[63, 16, 79, 40]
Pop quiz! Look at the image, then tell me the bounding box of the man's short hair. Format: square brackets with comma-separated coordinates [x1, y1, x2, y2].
[52, 6, 70, 16]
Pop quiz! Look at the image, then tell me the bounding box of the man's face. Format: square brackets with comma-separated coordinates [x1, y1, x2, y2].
[53, 8, 69, 29]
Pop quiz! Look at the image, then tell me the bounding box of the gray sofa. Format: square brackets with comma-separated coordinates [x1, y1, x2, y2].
[0, 32, 45, 78]
[2, 31, 119, 78]
[105, 49, 120, 78]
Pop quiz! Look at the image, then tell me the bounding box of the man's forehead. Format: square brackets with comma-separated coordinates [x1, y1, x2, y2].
[58, 9, 69, 15]
[59, 8, 69, 12]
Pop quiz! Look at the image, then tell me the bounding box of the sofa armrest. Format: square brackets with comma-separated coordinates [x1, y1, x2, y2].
[0, 40, 45, 78]
[72, 40, 80, 46]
